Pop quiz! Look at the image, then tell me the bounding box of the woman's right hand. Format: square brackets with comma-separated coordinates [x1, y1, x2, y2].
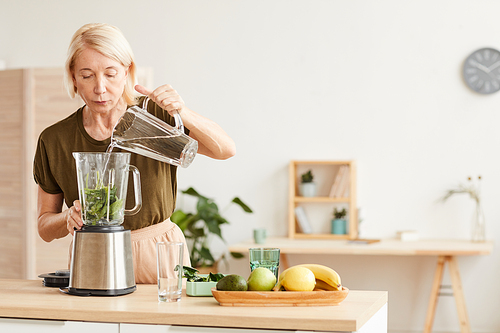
[67, 200, 83, 235]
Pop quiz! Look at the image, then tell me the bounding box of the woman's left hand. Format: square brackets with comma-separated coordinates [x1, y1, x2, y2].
[135, 84, 185, 116]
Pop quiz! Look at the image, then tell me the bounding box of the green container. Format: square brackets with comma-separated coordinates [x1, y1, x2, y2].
[331, 219, 347, 234]
[186, 275, 221, 296]
[186, 281, 217, 296]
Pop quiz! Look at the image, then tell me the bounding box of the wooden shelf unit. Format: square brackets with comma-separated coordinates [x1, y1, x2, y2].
[288, 160, 357, 239]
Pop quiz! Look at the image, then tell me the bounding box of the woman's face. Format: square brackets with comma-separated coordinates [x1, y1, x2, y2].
[72, 47, 128, 114]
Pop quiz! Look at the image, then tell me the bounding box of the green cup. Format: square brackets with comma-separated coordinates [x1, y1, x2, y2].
[253, 228, 267, 244]
[249, 247, 280, 279]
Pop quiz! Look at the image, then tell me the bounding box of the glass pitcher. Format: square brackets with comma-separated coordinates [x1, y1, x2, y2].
[73, 152, 142, 226]
[110, 97, 198, 168]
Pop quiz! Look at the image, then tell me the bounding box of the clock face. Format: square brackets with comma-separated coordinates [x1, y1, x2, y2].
[463, 48, 500, 94]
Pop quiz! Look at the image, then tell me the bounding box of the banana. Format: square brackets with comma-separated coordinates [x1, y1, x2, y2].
[274, 264, 342, 291]
[295, 264, 341, 291]
[313, 278, 338, 291]
[272, 278, 286, 291]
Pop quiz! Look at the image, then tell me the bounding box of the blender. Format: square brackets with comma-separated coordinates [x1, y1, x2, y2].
[68, 152, 142, 296]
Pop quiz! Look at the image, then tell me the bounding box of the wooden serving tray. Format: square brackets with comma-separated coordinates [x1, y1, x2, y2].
[211, 286, 349, 307]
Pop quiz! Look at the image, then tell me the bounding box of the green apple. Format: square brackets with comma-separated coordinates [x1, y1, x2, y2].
[247, 267, 277, 291]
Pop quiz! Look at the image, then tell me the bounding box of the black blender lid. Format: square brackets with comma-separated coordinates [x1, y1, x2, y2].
[38, 269, 70, 288]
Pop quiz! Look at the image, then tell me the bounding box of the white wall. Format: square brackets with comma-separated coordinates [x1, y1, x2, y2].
[1, 1, 499, 332]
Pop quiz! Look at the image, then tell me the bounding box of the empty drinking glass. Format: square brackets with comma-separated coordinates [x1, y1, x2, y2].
[156, 242, 184, 302]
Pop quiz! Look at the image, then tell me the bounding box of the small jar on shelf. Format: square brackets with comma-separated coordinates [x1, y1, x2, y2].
[331, 207, 347, 235]
[299, 170, 317, 197]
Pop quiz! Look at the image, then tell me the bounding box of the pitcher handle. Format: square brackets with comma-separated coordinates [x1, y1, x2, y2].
[142, 96, 185, 132]
[124, 165, 142, 216]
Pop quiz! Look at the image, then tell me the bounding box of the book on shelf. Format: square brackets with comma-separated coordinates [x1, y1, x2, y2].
[337, 166, 350, 197]
[329, 165, 349, 198]
[294, 206, 312, 234]
[328, 165, 344, 197]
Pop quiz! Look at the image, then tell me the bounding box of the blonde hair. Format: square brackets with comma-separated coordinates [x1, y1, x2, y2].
[64, 23, 139, 105]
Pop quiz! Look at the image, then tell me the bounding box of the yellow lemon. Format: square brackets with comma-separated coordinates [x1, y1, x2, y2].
[281, 266, 316, 291]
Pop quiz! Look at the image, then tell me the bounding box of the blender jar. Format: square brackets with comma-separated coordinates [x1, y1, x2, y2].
[73, 152, 142, 226]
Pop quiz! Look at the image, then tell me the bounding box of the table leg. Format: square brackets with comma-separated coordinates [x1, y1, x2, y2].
[424, 255, 446, 333]
[448, 256, 471, 333]
[423, 255, 471, 333]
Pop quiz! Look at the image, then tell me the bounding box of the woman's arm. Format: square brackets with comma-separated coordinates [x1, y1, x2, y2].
[37, 186, 82, 242]
[135, 84, 236, 160]
[179, 106, 236, 160]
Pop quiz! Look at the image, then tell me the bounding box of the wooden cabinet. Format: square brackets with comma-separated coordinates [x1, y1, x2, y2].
[0, 67, 152, 279]
[288, 160, 357, 239]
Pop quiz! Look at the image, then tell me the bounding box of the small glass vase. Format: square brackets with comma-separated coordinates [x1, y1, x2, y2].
[471, 201, 486, 242]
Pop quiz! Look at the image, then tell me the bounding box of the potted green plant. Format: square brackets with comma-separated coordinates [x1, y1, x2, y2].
[331, 207, 347, 235]
[299, 169, 317, 197]
[170, 187, 253, 270]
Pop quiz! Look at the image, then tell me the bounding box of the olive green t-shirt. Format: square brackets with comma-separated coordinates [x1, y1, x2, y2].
[33, 98, 183, 231]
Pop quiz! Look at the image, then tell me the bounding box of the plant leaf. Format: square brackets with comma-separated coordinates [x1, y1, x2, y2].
[209, 272, 225, 282]
[173, 212, 197, 232]
[199, 246, 215, 266]
[232, 197, 253, 213]
[170, 210, 187, 223]
[205, 217, 224, 239]
[182, 187, 202, 197]
[197, 198, 218, 215]
[182, 265, 199, 281]
[183, 265, 199, 274]
[187, 224, 205, 238]
[183, 187, 210, 202]
[230, 251, 245, 259]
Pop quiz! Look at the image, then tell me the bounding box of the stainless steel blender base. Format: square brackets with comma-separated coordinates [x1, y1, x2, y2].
[69, 226, 136, 296]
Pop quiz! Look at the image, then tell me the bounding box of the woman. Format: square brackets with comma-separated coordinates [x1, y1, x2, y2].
[33, 23, 236, 283]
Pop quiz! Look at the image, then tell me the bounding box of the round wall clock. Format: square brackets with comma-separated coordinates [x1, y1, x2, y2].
[463, 47, 500, 94]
